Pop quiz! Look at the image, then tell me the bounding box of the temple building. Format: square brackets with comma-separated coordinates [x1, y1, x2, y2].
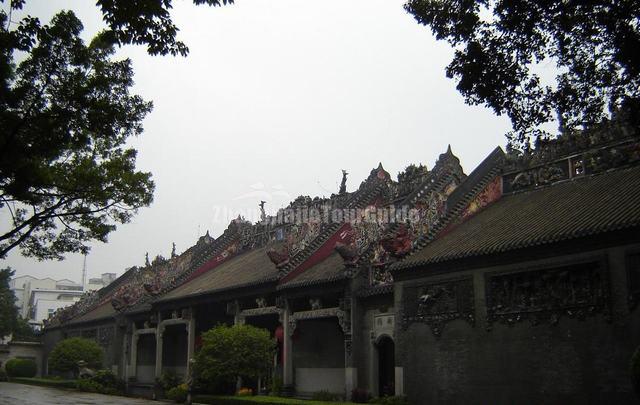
[42, 129, 640, 403]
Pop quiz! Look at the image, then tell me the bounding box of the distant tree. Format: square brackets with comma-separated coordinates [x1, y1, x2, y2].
[2, 0, 235, 57]
[13, 316, 37, 341]
[95, 0, 234, 56]
[194, 324, 274, 393]
[0, 267, 17, 338]
[48, 337, 103, 375]
[404, 0, 640, 148]
[397, 164, 429, 184]
[0, 8, 154, 260]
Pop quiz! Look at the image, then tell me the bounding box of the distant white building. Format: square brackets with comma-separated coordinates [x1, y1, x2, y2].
[9, 276, 82, 320]
[9, 273, 117, 330]
[87, 273, 117, 290]
[27, 289, 84, 330]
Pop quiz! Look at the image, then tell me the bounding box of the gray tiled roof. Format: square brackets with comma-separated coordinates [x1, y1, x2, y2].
[277, 252, 346, 290]
[67, 302, 116, 325]
[393, 165, 640, 271]
[158, 247, 279, 303]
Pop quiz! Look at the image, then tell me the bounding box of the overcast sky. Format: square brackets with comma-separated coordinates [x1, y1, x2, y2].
[4, 0, 510, 283]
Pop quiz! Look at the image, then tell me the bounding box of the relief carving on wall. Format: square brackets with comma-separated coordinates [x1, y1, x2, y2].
[485, 260, 611, 328]
[401, 277, 475, 337]
[97, 327, 114, 347]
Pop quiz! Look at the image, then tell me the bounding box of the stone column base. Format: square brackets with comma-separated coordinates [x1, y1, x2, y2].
[394, 367, 404, 396]
[345, 367, 357, 399]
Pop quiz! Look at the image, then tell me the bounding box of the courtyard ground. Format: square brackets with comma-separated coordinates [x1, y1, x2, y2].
[0, 382, 156, 405]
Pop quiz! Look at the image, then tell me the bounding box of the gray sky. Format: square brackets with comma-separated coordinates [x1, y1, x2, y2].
[4, 0, 510, 283]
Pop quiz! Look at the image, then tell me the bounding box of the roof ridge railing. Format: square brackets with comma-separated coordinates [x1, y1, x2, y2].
[503, 137, 640, 195]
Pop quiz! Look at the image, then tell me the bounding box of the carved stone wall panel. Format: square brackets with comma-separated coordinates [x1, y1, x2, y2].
[372, 313, 395, 342]
[485, 260, 611, 328]
[81, 329, 97, 339]
[67, 330, 81, 338]
[402, 277, 475, 337]
[98, 327, 114, 347]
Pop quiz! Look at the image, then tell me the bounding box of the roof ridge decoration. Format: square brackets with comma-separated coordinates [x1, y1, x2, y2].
[104, 194, 352, 317]
[389, 159, 505, 274]
[505, 118, 637, 170]
[503, 135, 640, 194]
[119, 216, 262, 312]
[48, 162, 400, 326]
[269, 162, 397, 278]
[395, 163, 430, 202]
[139, 193, 351, 310]
[108, 226, 227, 312]
[334, 147, 467, 288]
[47, 218, 240, 324]
[502, 117, 639, 192]
[339, 170, 348, 195]
[356, 148, 506, 295]
[43, 263, 144, 327]
[391, 165, 640, 272]
[392, 133, 640, 274]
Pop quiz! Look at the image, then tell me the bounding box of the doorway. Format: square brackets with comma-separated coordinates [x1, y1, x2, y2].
[377, 336, 395, 397]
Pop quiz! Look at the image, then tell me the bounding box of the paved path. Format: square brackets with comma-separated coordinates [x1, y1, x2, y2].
[0, 382, 158, 405]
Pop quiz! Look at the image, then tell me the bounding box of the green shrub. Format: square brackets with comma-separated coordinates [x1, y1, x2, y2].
[167, 384, 188, 403]
[5, 358, 37, 378]
[75, 369, 124, 395]
[311, 390, 341, 401]
[13, 317, 38, 342]
[76, 378, 103, 393]
[0, 369, 7, 381]
[93, 369, 125, 393]
[194, 325, 274, 395]
[160, 369, 182, 391]
[632, 345, 640, 398]
[368, 395, 409, 405]
[48, 337, 102, 375]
